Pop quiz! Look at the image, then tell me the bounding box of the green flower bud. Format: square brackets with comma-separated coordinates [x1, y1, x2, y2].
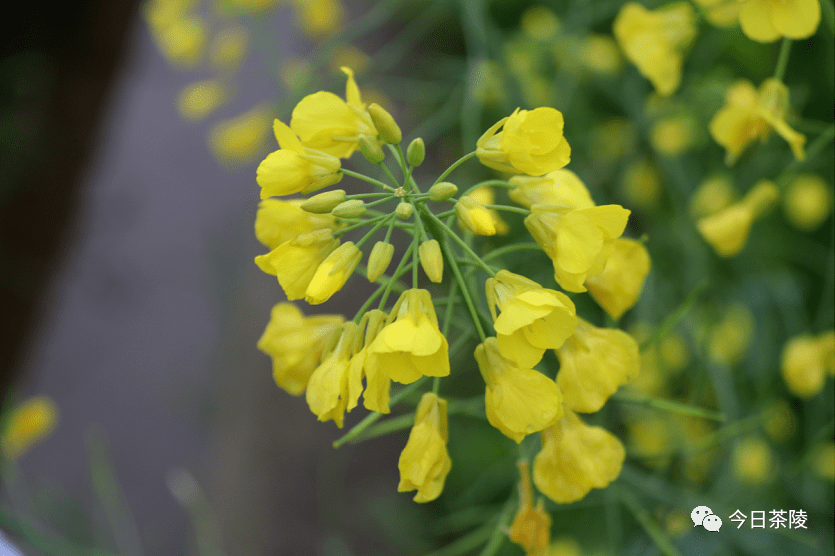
[359, 134, 385, 164]
[332, 199, 367, 218]
[396, 202, 414, 220]
[429, 182, 458, 202]
[418, 239, 443, 283]
[367, 241, 395, 282]
[407, 138, 425, 167]
[301, 189, 346, 213]
[368, 103, 402, 144]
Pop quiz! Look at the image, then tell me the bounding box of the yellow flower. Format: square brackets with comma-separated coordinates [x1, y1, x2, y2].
[151, 16, 207, 67]
[650, 116, 696, 156]
[510, 170, 596, 209]
[469, 186, 510, 235]
[210, 25, 249, 71]
[739, 0, 820, 42]
[255, 229, 339, 300]
[305, 241, 361, 305]
[347, 310, 392, 413]
[784, 174, 833, 231]
[811, 441, 835, 481]
[690, 174, 736, 218]
[580, 35, 622, 76]
[509, 461, 551, 556]
[709, 78, 805, 164]
[586, 238, 651, 320]
[697, 180, 779, 257]
[621, 157, 663, 211]
[525, 204, 631, 292]
[692, 0, 741, 26]
[475, 338, 564, 443]
[485, 270, 577, 368]
[613, 2, 697, 96]
[732, 436, 775, 485]
[306, 323, 359, 428]
[257, 119, 342, 198]
[533, 409, 625, 504]
[556, 319, 640, 413]
[476, 108, 571, 176]
[254, 198, 337, 250]
[455, 195, 497, 236]
[177, 79, 227, 121]
[209, 104, 272, 165]
[1, 396, 58, 459]
[367, 289, 450, 384]
[398, 393, 451, 502]
[290, 67, 378, 158]
[292, 0, 345, 38]
[708, 302, 756, 364]
[782, 330, 835, 397]
[257, 302, 343, 395]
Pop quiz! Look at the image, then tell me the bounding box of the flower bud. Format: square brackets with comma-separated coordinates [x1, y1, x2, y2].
[396, 202, 414, 220]
[418, 239, 444, 283]
[301, 189, 346, 213]
[368, 103, 402, 144]
[332, 199, 366, 218]
[359, 134, 385, 164]
[367, 241, 394, 282]
[455, 195, 496, 235]
[429, 181, 458, 202]
[406, 138, 425, 167]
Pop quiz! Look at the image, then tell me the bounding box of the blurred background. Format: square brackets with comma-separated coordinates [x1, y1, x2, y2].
[1, 0, 833, 555]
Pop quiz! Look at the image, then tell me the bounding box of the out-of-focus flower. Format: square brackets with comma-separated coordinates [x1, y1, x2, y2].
[586, 238, 651, 320]
[1, 396, 58, 459]
[764, 399, 796, 442]
[811, 441, 835, 481]
[257, 302, 343, 395]
[738, 0, 820, 42]
[477, 108, 571, 176]
[693, 0, 741, 26]
[613, 2, 697, 96]
[510, 169, 595, 209]
[732, 436, 775, 485]
[509, 461, 551, 556]
[556, 319, 640, 413]
[254, 199, 337, 250]
[697, 180, 778, 257]
[209, 104, 272, 164]
[708, 302, 756, 364]
[547, 538, 582, 556]
[591, 119, 637, 161]
[177, 80, 227, 121]
[306, 323, 359, 428]
[520, 5, 561, 41]
[398, 393, 451, 502]
[650, 115, 697, 156]
[367, 289, 450, 384]
[580, 34, 622, 75]
[255, 229, 339, 300]
[621, 158, 662, 211]
[145, 6, 207, 67]
[210, 25, 249, 71]
[784, 174, 833, 230]
[710, 78, 805, 164]
[468, 186, 510, 235]
[690, 174, 737, 218]
[305, 242, 362, 305]
[475, 338, 564, 443]
[486, 270, 577, 368]
[781, 330, 835, 397]
[533, 409, 625, 503]
[330, 45, 371, 75]
[471, 60, 507, 107]
[292, 0, 346, 38]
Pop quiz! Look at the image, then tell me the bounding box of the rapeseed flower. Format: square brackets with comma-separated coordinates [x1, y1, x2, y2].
[732, 436, 775, 485]
[475, 338, 563, 443]
[257, 302, 343, 395]
[708, 302, 756, 364]
[709, 78, 805, 164]
[306, 323, 359, 427]
[418, 240, 444, 283]
[509, 169, 595, 209]
[305, 241, 362, 304]
[784, 174, 833, 230]
[697, 180, 778, 257]
[290, 67, 378, 158]
[485, 270, 577, 367]
[468, 186, 509, 235]
[476, 108, 571, 176]
[256, 119, 342, 198]
[177, 79, 227, 121]
[254, 198, 337, 250]
[508, 460, 551, 556]
[347, 310, 392, 413]
[455, 195, 497, 236]
[781, 330, 835, 397]
[367, 289, 450, 384]
[613, 2, 697, 96]
[398, 392, 451, 502]
[1, 396, 58, 459]
[693, 0, 741, 26]
[533, 409, 625, 503]
[586, 238, 651, 319]
[367, 241, 395, 282]
[210, 25, 249, 71]
[738, 0, 820, 42]
[209, 104, 272, 164]
[255, 229, 339, 300]
[556, 319, 640, 413]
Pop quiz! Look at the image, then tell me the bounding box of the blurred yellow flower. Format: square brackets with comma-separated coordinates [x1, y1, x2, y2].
[690, 174, 737, 218]
[533, 409, 625, 503]
[580, 34, 622, 75]
[177, 79, 227, 121]
[586, 238, 651, 319]
[292, 0, 345, 38]
[709, 78, 805, 164]
[509, 460, 551, 556]
[367, 289, 450, 384]
[210, 25, 249, 71]
[547, 538, 582, 556]
[520, 5, 561, 41]
[697, 180, 778, 257]
[784, 174, 833, 231]
[209, 104, 272, 164]
[306, 323, 359, 428]
[613, 2, 697, 96]
[255, 229, 339, 300]
[650, 116, 696, 156]
[739, 0, 820, 42]
[693, 0, 741, 26]
[477, 108, 571, 176]
[556, 319, 640, 413]
[1, 396, 58, 459]
[257, 303, 343, 395]
[764, 399, 796, 442]
[811, 441, 835, 481]
[475, 338, 564, 443]
[621, 158, 662, 211]
[509, 169, 595, 209]
[254, 198, 337, 250]
[781, 330, 835, 397]
[149, 15, 207, 67]
[525, 203, 630, 292]
[708, 302, 756, 365]
[732, 436, 775, 485]
[305, 242, 362, 305]
[398, 392, 451, 502]
[485, 270, 577, 368]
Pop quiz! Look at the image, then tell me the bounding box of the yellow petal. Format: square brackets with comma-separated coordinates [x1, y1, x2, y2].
[770, 0, 820, 39]
[740, 0, 781, 42]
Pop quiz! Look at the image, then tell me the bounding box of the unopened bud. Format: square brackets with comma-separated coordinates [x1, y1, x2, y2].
[396, 202, 414, 220]
[368, 103, 402, 144]
[406, 138, 425, 167]
[455, 196, 496, 235]
[359, 134, 385, 164]
[418, 239, 443, 283]
[367, 241, 394, 282]
[429, 181, 458, 202]
[332, 199, 366, 218]
[301, 189, 346, 213]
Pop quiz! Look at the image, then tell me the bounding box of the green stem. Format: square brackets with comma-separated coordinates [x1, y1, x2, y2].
[379, 241, 416, 309]
[424, 209, 496, 276]
[365, 197, 394, 209]
[611, 393, 725, 422]
[340, 168, 395, 191]
[640, 279, 708, 352]
[461, 179, 515, 198]
[432, 151, 478, 186]
[482, 243, 542, 261]
[477, 499, 516, 556]
[354, 214, 394, 249]
[333, 214, 389, 238]
[380, 162, 402, 188]
[615, 486, 682, 556]
[483, 204, 530, 215]
[443, 234, 487, 341]
[346, 192, 391, 199]
[353, 261, 414, 323]
[773, 38, 792, 81]
[412, 229, 419, 288]
[384, 214, 397, 243]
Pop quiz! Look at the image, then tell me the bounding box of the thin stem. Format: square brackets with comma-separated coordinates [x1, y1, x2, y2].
[365, 197, 394, 209]
[482, 243, 542, 261]
[477, 499, 516, 556]
[483, 204, 530, 215]
[424, 209, 496, 276]
[380, 162, 402, 189]
[615, 486, 682, 556]
[379, 241, 415, 309]
[333, 214, 389, 238]
[640, 279, 708, 351]
[412, 229, 419, 289]
[384, 214, 397, 243]
[340, 168, 395, 191]
[353, 261, 414, 323]
[773, 38, 792, 81]
[346, 192, 391, 199]
[432, 377, 441, 394]
[611, 393, 725, 422]
[354, 214, 394, 249]
[444, 236, 487, 341]
[461, 179, 515, 198]
[432, 151, 478, 186]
